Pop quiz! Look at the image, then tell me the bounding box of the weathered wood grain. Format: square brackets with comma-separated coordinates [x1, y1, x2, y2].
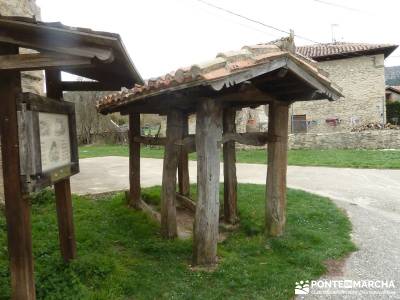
[266, 101, 289, 237]
[61, 81, 123, 92]
[176, 193, 196, 212]
[193, 98, 222, 266]
[222, 132, 271, 146]
[223, 107, 238, 224]
[0, 52, 92, 71]
[0, 43, 36, 300]
[133, 136, 166, 146]
[129, 113, 141, 209]
[178, 114, 190, 196]
[54, 178, 77, 261]
[161, 110, 183, 238]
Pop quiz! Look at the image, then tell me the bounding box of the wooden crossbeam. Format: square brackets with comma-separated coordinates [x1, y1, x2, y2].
[133, 135, 196, 151]
[222, 132, 273, 146]
[61, 81, 123, 92]
[176, 193, 196, 212]
[0, 52, 93, 71]
[134, 136, 167, 145]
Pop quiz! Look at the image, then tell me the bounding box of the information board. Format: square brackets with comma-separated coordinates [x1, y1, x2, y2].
[39, 112, 72, 172]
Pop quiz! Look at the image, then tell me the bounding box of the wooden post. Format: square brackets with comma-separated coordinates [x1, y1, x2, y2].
[0, 44, 36, 299]
[128, 113, 141, 209]
[223, 107, 238, 224]
[160, 109, 183, 238]
[46, 70, 77, 262]
[178, 113, 190, 196]
[266, 101, 289, 237]
[193, 99, 222, 266]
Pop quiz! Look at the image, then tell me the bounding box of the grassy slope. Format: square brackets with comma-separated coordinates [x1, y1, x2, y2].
[79, 144, 400, 169]
[0, 184, 355, 299]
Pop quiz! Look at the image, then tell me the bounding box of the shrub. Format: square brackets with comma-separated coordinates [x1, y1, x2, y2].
[31, 188, 55, 206]
[387, 102, 400, 124]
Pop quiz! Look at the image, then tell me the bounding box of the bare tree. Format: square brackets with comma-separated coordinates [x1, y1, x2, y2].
[65, 90, 113, 144]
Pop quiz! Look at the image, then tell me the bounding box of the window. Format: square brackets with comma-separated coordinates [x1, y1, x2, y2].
[292, 115, 307, 133]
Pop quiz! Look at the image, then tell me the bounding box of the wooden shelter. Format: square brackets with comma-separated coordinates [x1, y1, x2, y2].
[97, 37, 342, 266]
[0, 16, 142, 299]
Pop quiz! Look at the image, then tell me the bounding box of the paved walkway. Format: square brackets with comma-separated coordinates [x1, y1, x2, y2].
[71, 157, 400, 299]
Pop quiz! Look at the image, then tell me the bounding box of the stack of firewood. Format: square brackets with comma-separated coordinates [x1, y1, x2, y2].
[351, 122, 400, 132]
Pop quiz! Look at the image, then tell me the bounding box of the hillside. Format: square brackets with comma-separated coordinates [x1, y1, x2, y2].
[385, 66, 400, 86]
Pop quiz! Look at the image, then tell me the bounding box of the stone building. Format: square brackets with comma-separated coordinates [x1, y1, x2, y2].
[0, 0, 42, 204]
[290, 43, 397, 133]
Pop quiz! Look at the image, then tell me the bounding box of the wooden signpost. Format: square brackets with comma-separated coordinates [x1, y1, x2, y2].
[0, 16, 143, 299]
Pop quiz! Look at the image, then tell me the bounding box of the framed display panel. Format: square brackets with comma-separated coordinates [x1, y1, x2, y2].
[17, 92, 79, 192]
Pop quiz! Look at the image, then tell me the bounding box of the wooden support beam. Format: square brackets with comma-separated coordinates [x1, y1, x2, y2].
[222, 132, 271, 146]
[265, 101, 289, 237]
[223, 107, 238, 225]
[133, 136, 166, 146]
[160, 110, 183, 238]
[54, 178, 76, 260]
[193, 99, 222, 266]
[129, 113, 141, 209]
[46, 69, 77, 262]
[0, 44, 36, 300]
[0, 52, 92, 71]
[133, 135, 195, 150]
[61, 81, 123, 92]
[178, 114, 190, 196]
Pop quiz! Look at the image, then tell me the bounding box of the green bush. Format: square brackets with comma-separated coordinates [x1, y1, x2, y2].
[387, 102, 400, 124]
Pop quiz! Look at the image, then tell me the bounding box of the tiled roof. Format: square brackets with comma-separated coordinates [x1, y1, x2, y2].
[297, 42, 398, 60]
[386, 86, 400, 94]
[98, 38, 341, 113]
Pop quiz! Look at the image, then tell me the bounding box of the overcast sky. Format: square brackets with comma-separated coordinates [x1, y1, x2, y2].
[36, 0, 400, 80]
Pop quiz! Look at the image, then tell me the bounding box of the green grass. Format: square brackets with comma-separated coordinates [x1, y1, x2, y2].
[0, 184, 356, 299]
[79, 144, 400, 169]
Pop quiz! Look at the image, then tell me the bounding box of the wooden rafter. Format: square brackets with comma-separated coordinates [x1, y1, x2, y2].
[61, 81, 123, 92]
[0, 52, 93, 71]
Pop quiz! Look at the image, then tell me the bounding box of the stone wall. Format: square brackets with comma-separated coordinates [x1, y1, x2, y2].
[289, 130, 400, 150]
[0, 0, 44, 95]
[290, 54, 386, 133]
[0, 0, 42, 205]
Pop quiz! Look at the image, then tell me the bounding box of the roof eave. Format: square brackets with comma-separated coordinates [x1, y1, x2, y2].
[311, 45, 399, 61]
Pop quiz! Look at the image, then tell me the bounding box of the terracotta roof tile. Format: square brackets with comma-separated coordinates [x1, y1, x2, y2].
[297, 42, 398, 60]
[97, 38, 341, 113]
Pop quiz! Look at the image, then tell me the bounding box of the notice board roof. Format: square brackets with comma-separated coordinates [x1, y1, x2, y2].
[0, 15, 143, 88]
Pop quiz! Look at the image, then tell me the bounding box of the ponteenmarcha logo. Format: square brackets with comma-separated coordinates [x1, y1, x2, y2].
[295, 280, 310, 295]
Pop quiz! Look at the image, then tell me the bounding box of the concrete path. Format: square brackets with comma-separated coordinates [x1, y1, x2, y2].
[71, 157, 400, 299]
